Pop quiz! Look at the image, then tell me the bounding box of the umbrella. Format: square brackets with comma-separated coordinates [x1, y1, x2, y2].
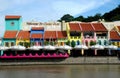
[10, 45, 26, 50]
[64, 45, 72, 50]
[0, 46, 9, 50]
[56, 45, 64, 49]
[90, 44, 104, 50]
[28, 45, 43, 50]
[105, 45, 118, 50]
[74, 45, 88, 50]
[57, 49, 66, 53]
[56, 45, 72, 50]
[43, 45, 56, 50]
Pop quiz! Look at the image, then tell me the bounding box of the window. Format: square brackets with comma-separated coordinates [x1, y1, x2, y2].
[11, 42, 14, 46]
[104, 40, 107, 45]
[11, 22, 14, 26]
[77, 40, 80, 45]
[5, 42, 9, 47]
[115, 42, 117, 46]
[98, 40, 101, 45]
[117, 42, 119, 46]
[85, 41, 88, 46]
[112, 42, 114, 45]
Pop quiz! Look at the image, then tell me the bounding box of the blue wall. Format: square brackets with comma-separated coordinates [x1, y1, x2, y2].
[2, 39, 16, 46]
[30, 28, 44, 45]
[5, 18, 22, 30]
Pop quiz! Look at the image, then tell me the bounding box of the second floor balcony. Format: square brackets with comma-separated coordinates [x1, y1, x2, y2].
[69, 31, 81, 39]
[70, 36, 81, 39]
[97, 36, 108, 39]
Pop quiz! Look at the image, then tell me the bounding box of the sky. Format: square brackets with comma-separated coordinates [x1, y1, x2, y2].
[0, 0, 120, 37]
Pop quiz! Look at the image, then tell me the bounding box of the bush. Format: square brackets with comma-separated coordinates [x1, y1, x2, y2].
[66, 40, 70, 45]
[90, 41, 96, 46]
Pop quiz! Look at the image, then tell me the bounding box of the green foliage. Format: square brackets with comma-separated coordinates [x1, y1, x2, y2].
[24, 42, 30, 48]
[90, 41, 96, 46]
[44, 41, 49, 45]
[50, 41, 54, 45]
[103, 5, 120, 21]
[31, 42, 34, 46]
[59, 14, 74, 22]
[59, 5, 120, 22]
[74, 16, 84, 21]
[66, 40, 70, 45]
[71, 41, 76, 47]
[19, 42, 24, 46]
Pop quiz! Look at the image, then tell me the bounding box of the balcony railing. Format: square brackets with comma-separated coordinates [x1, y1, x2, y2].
[70, 36, 81, 39]
[97, 36, 107, 39]
[84, 36, 94, 39]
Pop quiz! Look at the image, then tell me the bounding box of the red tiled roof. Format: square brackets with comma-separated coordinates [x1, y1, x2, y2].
[80, 23, 94, 32]
[117, 26, 120, 31]
[110, 31, 120, 40]
[69, 23, 81, 31]
[92, 23, 107, 32]
[44, 31, 57, 39]
[57, 31, 67, 38]
[31, 27, 44, 30]
[5, 15, 21, 19]
[4, 31, 18, 39]
[31, 34, 43, 38]
[17, 31, 30, 39]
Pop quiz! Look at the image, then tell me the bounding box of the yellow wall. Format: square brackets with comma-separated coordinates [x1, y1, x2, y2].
[66, 23, 82, 43]
[16, 39, 30, 45]
[112, 42, 120, 48]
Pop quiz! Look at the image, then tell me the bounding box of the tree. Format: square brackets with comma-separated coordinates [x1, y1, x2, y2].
[74, 16, 84, 21]
[59, 14, 74, 22]
[58, 5, 120, 22]
[103, 5, 120, 21]
[93, 13, 102, 21]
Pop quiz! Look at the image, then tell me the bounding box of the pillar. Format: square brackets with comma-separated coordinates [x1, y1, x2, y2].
[81, 49, 84, 55]
[108, 49, 111, 56]
[95, 49, 97, 55]
[0, 50, 3, 56]
[68, 50, 71, 55]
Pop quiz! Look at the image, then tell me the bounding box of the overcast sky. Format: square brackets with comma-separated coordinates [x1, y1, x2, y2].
[0, 0, 120, 37]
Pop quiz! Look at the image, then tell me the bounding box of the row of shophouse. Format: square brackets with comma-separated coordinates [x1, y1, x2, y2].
[2, 15, 120, 49]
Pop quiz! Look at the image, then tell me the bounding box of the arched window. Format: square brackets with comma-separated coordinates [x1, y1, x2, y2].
[85, 40, 88, 46]
[104, 40, 107, 45]
[11, 42, 14, 46]
[77, 40, 80, 45]
[98, 40, 101, 45]
[5, 42, 9, 47]
[71, 40, 76, 47]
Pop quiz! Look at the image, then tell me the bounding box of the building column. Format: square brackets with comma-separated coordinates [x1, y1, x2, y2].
[94, 49, 97, 55]
[108, 49, 111, 56]
[0, 50, 3, 56]
[81, 49, 84, 55]
[68, 50, 71, 55]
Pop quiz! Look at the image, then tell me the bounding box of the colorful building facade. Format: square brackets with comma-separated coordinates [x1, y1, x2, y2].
[1, 15, 120, 58]
[30, 27, 44, 46]
[5, 16, 22, 31]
